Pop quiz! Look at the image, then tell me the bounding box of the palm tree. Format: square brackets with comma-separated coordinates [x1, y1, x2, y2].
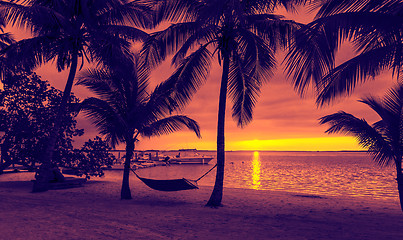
[77, 54, 201, 199]
[0, 14, 16, 173]
[0, 0, 152, 191]
[0, 13, 15, 78]
[144, 0, 305, 206]
[320, 84, 403, 212]
[285, 0, 403, 105]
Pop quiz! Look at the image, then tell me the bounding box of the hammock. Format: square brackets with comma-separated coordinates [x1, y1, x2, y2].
[131, 164, 217, 192]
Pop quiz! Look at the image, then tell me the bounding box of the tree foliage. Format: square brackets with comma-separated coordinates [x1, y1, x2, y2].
[0, 72, 82, 169]
[285, 0, 403, 105]
[145, 0, 304, 126]
[78, 53, 201, 199]
[0, 0, 153, 180]
[320, 83, 403, 211]
[144, 0, 305, 206]
[62, 136, 116, 179]
[0, 72, 115, 178]
[0, 0, 152, 72]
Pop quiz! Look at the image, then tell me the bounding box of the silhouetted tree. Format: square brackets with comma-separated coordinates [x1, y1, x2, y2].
[78, 53, 201, 199]
[0, 72, 83, 172]
[64, 136, 116, 179]
[144, 0, 305, 206]
[286, 0, 403, 105]
[0, 13, 15, 79]
[320, 84, 403, 212]
[0, 0, 153, 191]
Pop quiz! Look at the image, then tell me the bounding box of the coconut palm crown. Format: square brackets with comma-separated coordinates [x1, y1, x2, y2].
[285, 0, 403, 105]
[0, 0, 153, 191]
[320, 83, 403, 212]
[143, 0, 305, 206]
[77, 54, 201, 199]
[0, 14, 14, 79]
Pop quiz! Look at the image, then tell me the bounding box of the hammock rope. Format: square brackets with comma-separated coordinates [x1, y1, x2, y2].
[194, 164, 217, 182]
[130, 164, 217, 191]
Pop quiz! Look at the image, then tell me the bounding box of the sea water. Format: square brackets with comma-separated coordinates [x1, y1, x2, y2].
[118, 151, 398, 200]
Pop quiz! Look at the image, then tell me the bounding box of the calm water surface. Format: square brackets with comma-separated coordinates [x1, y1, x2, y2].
[109, 151, 397, 200]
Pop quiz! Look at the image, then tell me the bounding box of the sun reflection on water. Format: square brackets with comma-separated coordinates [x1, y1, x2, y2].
[252, 151, 261, 190]
[102, 151, 398, 201]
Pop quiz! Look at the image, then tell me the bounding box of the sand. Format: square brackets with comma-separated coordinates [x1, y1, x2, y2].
[0, 172, 402, 240]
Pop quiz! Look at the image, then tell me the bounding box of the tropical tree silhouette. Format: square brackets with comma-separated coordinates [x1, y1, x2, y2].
[320, 84, 403, 212]
[285, 0, 403, 105]
[144, 0, 305, 206]
[0, 13, 15, 78]
[0, 72, 83, 173]
[77, 54, 201, 199]
[0, 0, 152, 191]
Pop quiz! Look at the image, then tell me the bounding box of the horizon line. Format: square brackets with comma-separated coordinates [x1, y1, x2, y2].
[110, 149, 367, 152]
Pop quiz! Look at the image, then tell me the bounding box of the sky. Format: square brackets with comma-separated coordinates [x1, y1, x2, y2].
[6, 4, 398, 151]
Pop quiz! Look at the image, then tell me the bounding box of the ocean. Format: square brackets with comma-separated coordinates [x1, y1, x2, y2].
[117, 151, 398, 200]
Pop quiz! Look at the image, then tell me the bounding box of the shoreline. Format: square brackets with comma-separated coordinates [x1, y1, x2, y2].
[1, 172, 402, 239]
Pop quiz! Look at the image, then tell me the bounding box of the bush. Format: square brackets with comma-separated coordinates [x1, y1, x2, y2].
[0, 72, 82, 170]
[62, 137, 116, 179]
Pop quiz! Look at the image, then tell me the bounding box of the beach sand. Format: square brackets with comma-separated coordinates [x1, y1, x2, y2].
[0, 172, 402, 240]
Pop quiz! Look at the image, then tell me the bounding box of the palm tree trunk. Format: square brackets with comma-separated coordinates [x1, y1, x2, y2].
[32, 49, 79, 192]
[396, 159, 403, 212]
[206, 52, 230, 207]
[0, 137, 11, 174]
[121, 138, 134, 200]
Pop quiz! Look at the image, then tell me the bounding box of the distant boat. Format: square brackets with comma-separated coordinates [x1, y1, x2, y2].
[169, 156, 213, 164]
[169, 149, 213, 164]
[132, 149, 214, 164]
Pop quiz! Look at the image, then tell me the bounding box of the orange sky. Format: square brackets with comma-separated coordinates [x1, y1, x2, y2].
[6, 5, 398, 151]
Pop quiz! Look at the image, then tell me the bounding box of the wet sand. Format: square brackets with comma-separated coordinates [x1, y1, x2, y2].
[0, 172, 402, 240]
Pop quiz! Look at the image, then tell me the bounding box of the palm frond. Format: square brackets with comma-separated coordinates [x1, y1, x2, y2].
[236, 27, 276, 80]
[349, 13, 402, 51]
[314, 0, 403, 17]
[164, 46, 212, 109]
[80, 55, 201, 148]
[195, 0, 228, 25]
[140, 115, 201, 138]
[133, 55, 151, 103]
[284, 23, 336, 95]
[141, 22, 200, 68]
[241, 0, 307, 13]
[2, 35, 54, 71]
[0, 32, 14, 48]
[319, 111, 393, 166]
[102, 25, 149, 42]
[228, 52, 260, 127]
[153, 0, 202, 23]
[1, 0, 151, 75]
[76, 68, 124, 103]
[248, 14, 302, 50]
[364, 85, 403, 147]
[141, 46, 211, 125]
[359, 96, 400, 147]
[112, 0, 154, 28]
[382, 85, 403, 117]
[359, 97, 391, 124]
[142, 79, 178, 122]
[285, 10, 402, 97]
[313, 12, 382, 46]
[80, 97, 127, 147]
[87, 32, 133, 64]
[0, 0, 68, 34]
[227, 27, 277, 127]
[317, 45, 396, 105]
[77, 53, 149, 117]
[172, 24, 218, 65]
